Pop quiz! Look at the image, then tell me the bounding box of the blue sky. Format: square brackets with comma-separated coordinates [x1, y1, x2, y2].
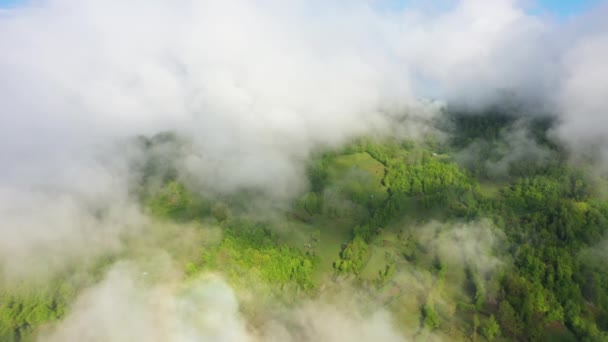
[382, 0, 602, 19]
[0, 0, 602, 19]
[532, 0, 602, 18]
[0, 0, 19, 8]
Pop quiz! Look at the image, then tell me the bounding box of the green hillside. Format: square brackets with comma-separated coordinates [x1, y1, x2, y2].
[2, 115, 608, 341]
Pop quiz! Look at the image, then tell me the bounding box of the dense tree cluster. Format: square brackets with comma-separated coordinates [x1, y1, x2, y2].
[487, 173, 608, 340]
[195, 220, 316, 291]
[334, 237, 369, 275]
[0, 281, 77, 341]
[384, 156, 472, 208]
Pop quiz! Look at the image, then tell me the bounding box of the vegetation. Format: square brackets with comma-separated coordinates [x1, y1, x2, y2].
[0, 284, 72, 341]
[194, 220, 316, 292]
[3, 112, 608, 341]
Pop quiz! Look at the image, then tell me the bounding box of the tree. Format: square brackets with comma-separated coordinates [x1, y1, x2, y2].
[423, 304, 440, 329]
[498, 300, 523, 338]
[482, 315, 501, 341]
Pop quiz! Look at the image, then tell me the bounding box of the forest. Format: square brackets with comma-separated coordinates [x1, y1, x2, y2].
[1, 111, 608, 341]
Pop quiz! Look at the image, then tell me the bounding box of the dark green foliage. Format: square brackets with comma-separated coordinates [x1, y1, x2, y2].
[297, 192, 322, 216]
[448, 111, 519, 146]
[478, 168, 608, 340]
[353, 224, 376, 242]
[503, 176, 562, 211]
[334, 237, 369, 275]
[384, 155, 472, 208]
[307, 153, 335, 192]
[0, 282, 75, 341]
[446, 110, 561, 180]
[423, 303, 440, 329]
[498, 300, 524, 338]
[482, 315, 501, 341]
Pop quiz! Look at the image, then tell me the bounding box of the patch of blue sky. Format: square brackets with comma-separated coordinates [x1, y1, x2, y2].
[382, 0, 601, 19]
[0, 0, 21, 8]
[530, 0, 602, 19]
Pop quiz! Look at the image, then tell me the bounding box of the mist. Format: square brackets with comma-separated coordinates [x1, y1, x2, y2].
[1, 0, 608, 340]
[39, 262, 406, 342]
[0, 0, 605, 263]
[2, 0, 607, 195]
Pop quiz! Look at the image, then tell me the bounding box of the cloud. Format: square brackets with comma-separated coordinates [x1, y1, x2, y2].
[1, 2, 607, 339]
[453, 118, 555, 178]
[1, 0, 606, 196]
[553, 28, 608, 155]
[0, 0, 607, 301]
[39, 262, 406, 342]
[0, 154, 147, 280]
[39, 264, 252, 342]
[263, 303, 404, 342]
[0, 0, 418, 198]
[417, 220, 508, 278]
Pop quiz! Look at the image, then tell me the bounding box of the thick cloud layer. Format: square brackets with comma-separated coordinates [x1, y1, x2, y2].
[40, 265, 253, 342]
[553, 28, 608, 154]
[1, 0, 607, 193]
[40, 263, 405, 342]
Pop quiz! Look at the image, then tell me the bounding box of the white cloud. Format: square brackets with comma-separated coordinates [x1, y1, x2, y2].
[0, 0, 607, 290]
[40, 263, 406, 342]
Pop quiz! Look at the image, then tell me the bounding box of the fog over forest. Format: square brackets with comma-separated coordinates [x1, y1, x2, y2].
[1, 1, 608, 341]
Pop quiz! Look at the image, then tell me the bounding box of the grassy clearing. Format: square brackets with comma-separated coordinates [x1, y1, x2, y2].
[478, 181, 506, 198]
[311, 218, 356, 282]
[328, 152, 388, 201]
[309, 152, 389, 282]
[331, 152, 386, 181]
